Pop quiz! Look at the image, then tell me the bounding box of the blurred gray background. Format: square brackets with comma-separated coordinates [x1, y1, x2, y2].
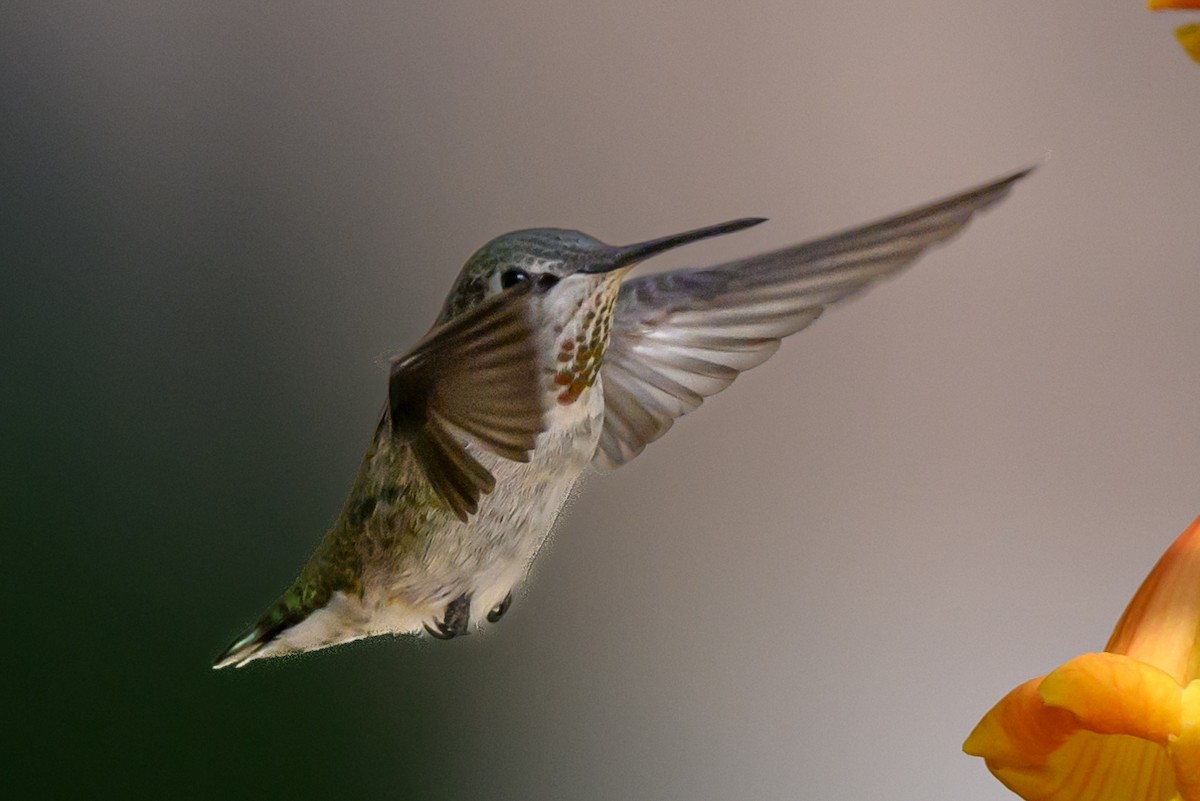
[3, 1, 1199, 799]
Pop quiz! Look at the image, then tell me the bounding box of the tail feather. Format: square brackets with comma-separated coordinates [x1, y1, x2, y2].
[212, 625, 269, 670]
[213, 603, 307, 669]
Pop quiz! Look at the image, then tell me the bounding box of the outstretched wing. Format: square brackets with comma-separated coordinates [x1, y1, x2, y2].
[389, 281, 547, 520]
[593, 167, 1033, 469]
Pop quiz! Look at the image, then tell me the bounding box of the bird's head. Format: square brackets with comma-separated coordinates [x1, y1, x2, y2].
[436, 218, 766, 327]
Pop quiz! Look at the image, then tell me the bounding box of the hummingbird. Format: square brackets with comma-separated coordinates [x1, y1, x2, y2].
[214, 167, 1033, 668]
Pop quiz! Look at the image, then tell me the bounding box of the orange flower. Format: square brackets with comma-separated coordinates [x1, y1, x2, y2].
[964, 517, 1200, 801]
[1150, 1, 1200, 63]
[1174, 24, 1200, 64]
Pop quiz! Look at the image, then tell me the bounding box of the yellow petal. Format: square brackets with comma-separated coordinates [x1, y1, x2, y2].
[965, 677, 1098, 800]
[1107, 517, 1200, 685]
[1175, 24, 1200, 65]
[1040, 653, 1182, 744]
[1170, 682, 1200, 801]
[965, 677, 1076, 766]
[1149, 1, 1200, 9]
[965, 660, 1182, 801]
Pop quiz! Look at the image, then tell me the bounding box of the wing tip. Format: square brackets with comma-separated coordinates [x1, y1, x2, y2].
[997, 161, 1039, 189]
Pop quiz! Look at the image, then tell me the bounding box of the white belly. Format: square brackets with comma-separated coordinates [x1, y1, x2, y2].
[257, 390, 604, 662]
[371, 380, 605, 632]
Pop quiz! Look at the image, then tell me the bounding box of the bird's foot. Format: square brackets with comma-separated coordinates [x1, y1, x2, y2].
[486, 592, 512, 624]
[424, 594, 472, 640]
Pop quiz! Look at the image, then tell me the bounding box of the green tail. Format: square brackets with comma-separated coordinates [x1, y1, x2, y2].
[213, 544, 350, 668]
[213, 452, 378, 669]
[212, 590, 312, 669]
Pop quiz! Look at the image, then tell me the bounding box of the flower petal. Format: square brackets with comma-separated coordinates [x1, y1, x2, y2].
[965, 677, 1075, 767]
[1175, 24, 1200, 65]
[1170, 682, 1200, 801]
[965, 659, 1182, 801]
[1040, 653, 1182, 744]
[1107, 517, 1200, 685]
[968, 519, 1200, 800]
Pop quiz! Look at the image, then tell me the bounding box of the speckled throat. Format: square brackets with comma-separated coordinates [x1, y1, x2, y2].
[550, 271, 623, 406]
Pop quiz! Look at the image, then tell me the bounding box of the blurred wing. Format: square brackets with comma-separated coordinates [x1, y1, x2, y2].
[594, 167, 1033, 468]
[389, 281, 547, 521]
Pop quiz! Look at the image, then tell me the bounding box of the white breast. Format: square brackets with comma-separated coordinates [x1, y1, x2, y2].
[354, 378, 606, 635]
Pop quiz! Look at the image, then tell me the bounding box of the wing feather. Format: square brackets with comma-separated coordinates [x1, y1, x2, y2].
[593, 167, 1033, 468]
[388, 281, 547, 519]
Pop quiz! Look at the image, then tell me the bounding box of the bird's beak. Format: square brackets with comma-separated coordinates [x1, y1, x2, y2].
[579, 217, 767, 274]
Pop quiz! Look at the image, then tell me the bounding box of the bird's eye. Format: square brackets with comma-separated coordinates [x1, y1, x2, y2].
[500, 269, 528, 289]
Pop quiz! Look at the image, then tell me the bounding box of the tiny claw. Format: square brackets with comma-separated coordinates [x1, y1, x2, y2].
[424, 621, 456, 640]
[486, 592, 512, 624]
[425, 594, 472, 640]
